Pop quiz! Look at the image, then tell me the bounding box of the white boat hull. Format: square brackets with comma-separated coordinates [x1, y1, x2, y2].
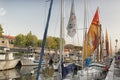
[77, 67, 102, 80]
[21, 59, 38, 66]
[0, 59, 19, 70]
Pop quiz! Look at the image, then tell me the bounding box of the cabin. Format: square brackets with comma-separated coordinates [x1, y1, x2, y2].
[0, 35, 15, 48]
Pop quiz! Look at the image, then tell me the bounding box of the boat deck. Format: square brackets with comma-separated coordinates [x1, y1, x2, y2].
[63, 58, 120, 80]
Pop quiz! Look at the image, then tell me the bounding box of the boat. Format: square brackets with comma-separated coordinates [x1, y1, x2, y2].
[76, 7, 105, 80]
[20, 46, 46, 66]
[20, 53, 39, 66]
[0, 47, 20, 70]
[35, 0, 112, 80]
[104, 58, 114, 80]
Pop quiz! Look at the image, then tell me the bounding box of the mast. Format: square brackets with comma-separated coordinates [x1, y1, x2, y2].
[60, 0, 64, 79]
[96, 7, 100, 62]
[36, 0, 53, 80]
[82, 0, 87, 69]
[96, 21, 99, 62]
[100, 24, 102, 62]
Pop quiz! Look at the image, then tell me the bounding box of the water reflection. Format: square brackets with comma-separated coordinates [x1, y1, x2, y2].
[0, 66, 56, 80]
[0, 68, 20, 80]
[20, 66, 37, 75]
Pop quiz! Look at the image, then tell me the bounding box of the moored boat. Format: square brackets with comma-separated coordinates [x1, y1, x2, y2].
[0, 48, 19, 70]
[20, 53, 39, 66]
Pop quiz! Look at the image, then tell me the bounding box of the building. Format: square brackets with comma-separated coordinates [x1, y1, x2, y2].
[0, 35, 15, 48]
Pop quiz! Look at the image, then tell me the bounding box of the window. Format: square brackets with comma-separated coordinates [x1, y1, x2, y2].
[2, 41, 4, 43]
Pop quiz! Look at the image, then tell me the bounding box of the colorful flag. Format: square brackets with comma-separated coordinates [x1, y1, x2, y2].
[105, 29, 109, 56]
[67, 0, 76, 37]
[83, 8, 101, 60]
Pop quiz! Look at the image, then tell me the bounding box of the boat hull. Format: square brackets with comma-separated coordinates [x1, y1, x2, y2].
[0, 59, 19, 70]
[21, 59, 38, 66]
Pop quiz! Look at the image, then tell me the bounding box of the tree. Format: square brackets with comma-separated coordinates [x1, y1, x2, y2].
[25, 31, 38, 47]
[54, 37, 60, 49]
[37, 39, 42, 47]
[45, 36, 65, 49]
[14, 34, 26, 47]
[46, 36, 57, 49]
[0, 24, 3, 37]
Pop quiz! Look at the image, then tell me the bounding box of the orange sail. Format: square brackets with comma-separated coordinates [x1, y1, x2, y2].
[105, 29, 109, 56]
[109, 39, 112, 56]
[83, 8, 101, 60]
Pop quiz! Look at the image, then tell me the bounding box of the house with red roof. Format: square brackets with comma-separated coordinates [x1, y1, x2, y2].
[0, 34, 15, 48]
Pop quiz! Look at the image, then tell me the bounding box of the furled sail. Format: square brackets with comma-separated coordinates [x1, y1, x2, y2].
[67, 0, 77, 38]
[105, 29, 109, 56]
[109, 39, 113, 56]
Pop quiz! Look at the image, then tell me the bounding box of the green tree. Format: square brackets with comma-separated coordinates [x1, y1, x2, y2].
[54, 37, 60, 49]
[25, 31, 38, 47]
[37, 39, 42, 47]
[45, 36, 65, 49]
[14, 34, 26, 47]
[46, 36, 57, 49]
[0, 24, 3, 37]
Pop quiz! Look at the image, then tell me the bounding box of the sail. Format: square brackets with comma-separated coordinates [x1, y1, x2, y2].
[105, 29, 109, 56]
[67, 0, 77, 37]
[109, 38, 112, 56]
[83, 8, 101, 60]
[100, 31, 104, 62]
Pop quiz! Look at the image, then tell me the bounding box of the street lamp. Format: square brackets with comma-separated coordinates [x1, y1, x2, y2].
[115, 39, 118, 53]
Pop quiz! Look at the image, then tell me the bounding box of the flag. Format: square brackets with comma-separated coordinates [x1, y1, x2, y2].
[105, 29, 109, 56]
[83, 8, 101, 60]
[67, 0, 77, 37]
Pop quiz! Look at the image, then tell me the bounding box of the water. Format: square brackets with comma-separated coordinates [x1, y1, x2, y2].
[0, 66, 54, 80]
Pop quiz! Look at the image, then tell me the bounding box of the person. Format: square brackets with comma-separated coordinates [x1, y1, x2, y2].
[105, 65, 109, 71]
[102, 65, 109, 74]
[49, 58, 53, 66]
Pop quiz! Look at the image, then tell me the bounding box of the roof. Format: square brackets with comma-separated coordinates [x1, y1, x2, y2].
[2, 35, 15, 39]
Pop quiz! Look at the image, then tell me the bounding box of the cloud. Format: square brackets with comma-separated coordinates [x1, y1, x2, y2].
[0, 8, 7, 16]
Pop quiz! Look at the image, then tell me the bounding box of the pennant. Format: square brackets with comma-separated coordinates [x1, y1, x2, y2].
[83, 8, 101, 60]
[67, 0, 77, 37]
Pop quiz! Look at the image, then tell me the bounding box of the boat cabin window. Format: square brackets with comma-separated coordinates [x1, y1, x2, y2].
[2, 41, 4, 43]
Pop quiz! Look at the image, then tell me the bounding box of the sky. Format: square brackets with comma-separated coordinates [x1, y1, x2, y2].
[0, 0, 120, 51]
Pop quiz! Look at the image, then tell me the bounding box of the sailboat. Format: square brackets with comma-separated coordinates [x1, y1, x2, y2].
[35, 0, 113, 80]
[76, 7, 105, 80]
[36, 0, 77, 79]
